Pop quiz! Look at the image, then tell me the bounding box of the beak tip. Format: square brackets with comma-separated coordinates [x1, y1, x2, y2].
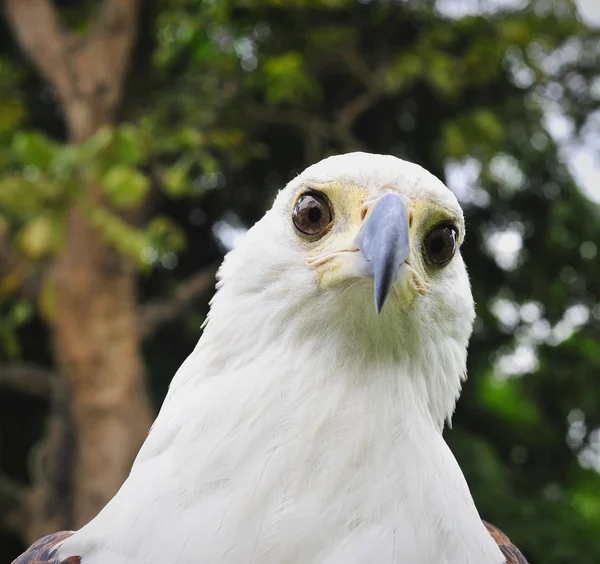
[374, 287, 387, 314]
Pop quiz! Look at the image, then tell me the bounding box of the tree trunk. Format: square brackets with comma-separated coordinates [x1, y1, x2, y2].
[51, 202, 152, 529]
[5, 0, 152, 542]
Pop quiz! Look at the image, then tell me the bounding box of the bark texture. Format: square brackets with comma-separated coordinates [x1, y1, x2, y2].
[51, 207, 152, 529]
[4, 0, 152, 542]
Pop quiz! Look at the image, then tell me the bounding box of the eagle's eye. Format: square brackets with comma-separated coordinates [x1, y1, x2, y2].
[425, 223, 458, 266]
[293, 192, 332, 236]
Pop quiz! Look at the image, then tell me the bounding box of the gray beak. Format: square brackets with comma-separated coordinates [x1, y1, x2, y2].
[355, 193, 410, 313]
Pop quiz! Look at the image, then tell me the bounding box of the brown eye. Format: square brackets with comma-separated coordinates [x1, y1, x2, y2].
[293, 192, 332, 236]
[425, 224, 458, 266]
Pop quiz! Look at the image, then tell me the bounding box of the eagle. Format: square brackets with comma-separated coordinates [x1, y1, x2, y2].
[13, 153, 528, 564]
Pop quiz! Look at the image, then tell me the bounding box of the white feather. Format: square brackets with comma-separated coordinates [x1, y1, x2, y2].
[58, 153, 504, 564]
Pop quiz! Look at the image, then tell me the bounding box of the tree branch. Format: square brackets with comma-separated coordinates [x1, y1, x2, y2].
[4, 0, 73, 100]
[248, 104, 331, 163]
[0, 474, 29, 535]
[333, 50, 385, 150]
[337, 84, 383, 127]
[332, 86, 382, 152]
[338, 48, 374, 88]
[0, 364, 55, 398]
[76, 0, 141, 111]
[138, 264, 219, 339]
[248, 104, 329, 134]
[6, 0, 142, 141]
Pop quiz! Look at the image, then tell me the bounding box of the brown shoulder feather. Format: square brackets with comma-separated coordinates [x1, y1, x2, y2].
[11, 531, 81, 564]
[484, 520, 529, 564]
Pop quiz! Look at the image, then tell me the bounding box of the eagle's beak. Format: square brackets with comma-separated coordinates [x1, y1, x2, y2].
[355, 193, 410, 313]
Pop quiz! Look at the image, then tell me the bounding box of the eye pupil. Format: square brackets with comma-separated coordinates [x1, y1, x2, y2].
[429, 235, 444, 254]
[425, 224, 458, 266]
[293, 192, 332, 236]
[307, 207, 322, 223]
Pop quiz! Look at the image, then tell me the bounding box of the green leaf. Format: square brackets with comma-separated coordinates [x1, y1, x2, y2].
[10, 300, 33, 325]
[87, 205, 149, 263]
[39, 278, 59, 322]
[0, 323, 19, 359]
[426, 52, 462, 97]
[16, 213, 61, 259]
[101, 164, 151, 209]
[113, 124, 146, 165]
[0, 174, 64, 217]
[50, 146, 79, 182]
[263, 52, 318, 104]
[146, 215, 186, 253]
[472, 109, 504, 141]
[384, 53, 423, 93]
[0, 97, 26, 134]
[442, 122, 469, 158]
[80, 126, 116, 159]
[11, 131, 58, 171]
[161, 162, 191, 198]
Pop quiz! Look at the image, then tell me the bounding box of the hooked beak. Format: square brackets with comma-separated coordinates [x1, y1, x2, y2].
[355, 193, 410, 313]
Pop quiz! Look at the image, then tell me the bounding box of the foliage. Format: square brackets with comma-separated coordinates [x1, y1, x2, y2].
[1, 0, 600, 562]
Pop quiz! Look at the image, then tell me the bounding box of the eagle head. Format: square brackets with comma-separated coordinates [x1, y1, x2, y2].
[206, 151, 475, 427]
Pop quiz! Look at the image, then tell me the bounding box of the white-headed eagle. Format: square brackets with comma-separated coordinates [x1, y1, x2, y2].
[13, 153, 528, 564]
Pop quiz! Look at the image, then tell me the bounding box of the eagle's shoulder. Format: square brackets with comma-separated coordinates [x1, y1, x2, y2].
[483, 520, 528, 564]
[11, 531, 80, 564]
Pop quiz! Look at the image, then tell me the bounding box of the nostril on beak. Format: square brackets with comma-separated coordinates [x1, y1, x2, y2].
[360, 206, 368, 222]
[408, 209, 414, 228]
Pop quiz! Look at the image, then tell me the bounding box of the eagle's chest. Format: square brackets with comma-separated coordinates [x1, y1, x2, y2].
[59, 374, 503, 564]
[185, 431, 500, 564]
[111, 424, 499, 563]
[132, 437, 500, 564]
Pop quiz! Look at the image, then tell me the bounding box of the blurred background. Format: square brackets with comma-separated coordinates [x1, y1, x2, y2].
[0, 0, 599, 562]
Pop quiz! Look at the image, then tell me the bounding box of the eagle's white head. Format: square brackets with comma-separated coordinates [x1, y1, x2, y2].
[58, 153, 505, 564]
[199, 151, 475, 428]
